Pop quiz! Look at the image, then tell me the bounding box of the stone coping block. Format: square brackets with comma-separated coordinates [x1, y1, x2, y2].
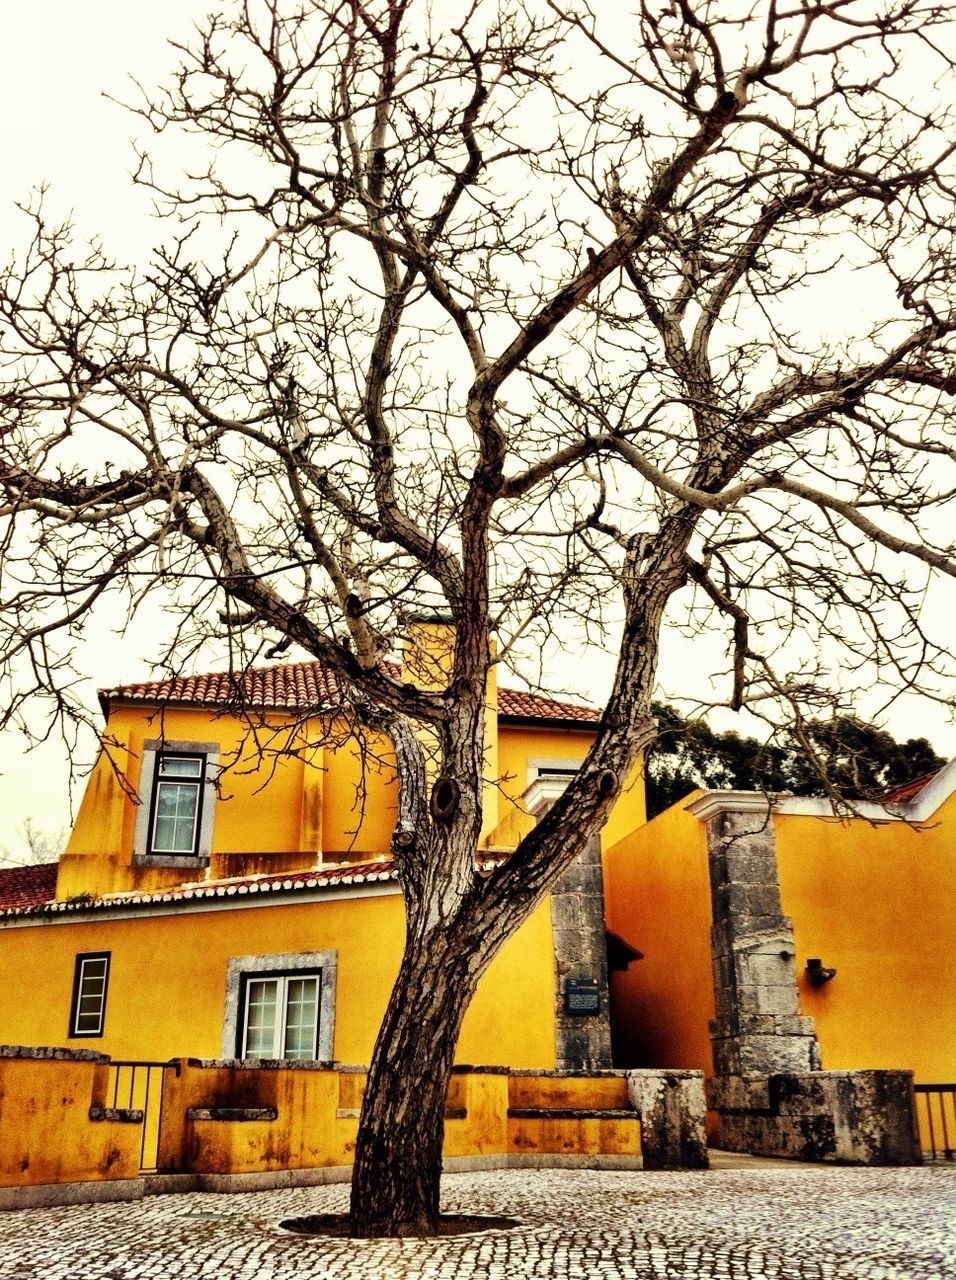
[185, 1107, 278, 1122]
[0, 1045, 109, 1063]
[508, 1107, 636, 1120]
[185, 1061, 634, 1078]
[88, 1107, 144, 1125]
[450, 1065, 629, 1078]
[185, 1058, 335, 1072]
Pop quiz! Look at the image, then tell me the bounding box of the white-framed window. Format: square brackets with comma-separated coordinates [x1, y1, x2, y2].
[222, 951, 337, 1062]
[150, 754, 205, 854]
[133, 739, 219, 865]
[240, 972, 322, 1060]
[526, 757, 584, 786]
[69, 951, 111, 1038]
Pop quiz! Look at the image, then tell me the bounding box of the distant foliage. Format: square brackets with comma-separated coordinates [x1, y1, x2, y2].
[645, 704, 945, 819]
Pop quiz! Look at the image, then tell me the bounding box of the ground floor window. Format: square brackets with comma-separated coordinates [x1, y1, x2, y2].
[69, 951, 111, 1038]
[222, 951, 337, 1062]
[240, 971, 321, 1060]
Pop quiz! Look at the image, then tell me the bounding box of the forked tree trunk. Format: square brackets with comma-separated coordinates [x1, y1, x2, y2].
[348, 918, 486, 1237]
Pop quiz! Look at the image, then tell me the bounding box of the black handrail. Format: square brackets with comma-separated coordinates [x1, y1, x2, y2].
[106, 1060, 181, 1173]
[914, 1084, 956, 1161]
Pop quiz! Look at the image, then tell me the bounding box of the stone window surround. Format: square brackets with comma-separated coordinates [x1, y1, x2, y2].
[132, 739, 219, 869]
[525, 756, 584, 788]
[221, 951, 337, 1062]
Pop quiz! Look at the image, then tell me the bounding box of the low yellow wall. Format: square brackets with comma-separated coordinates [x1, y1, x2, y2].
[159, 1062, 358, 1174]
[161, 1063, 638, 1175]
[0, 1054, 641, 1189]
[0, 892, 557, 1070]
[603, 797, 715, 1074]
[0, 1052, 141, 1188]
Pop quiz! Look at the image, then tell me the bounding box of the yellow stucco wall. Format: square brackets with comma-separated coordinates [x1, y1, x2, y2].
[59, 704, 399, 900]
[775, 803, 956, 1083]
[494, 724, 646, 851]
[0, 890, 557, 1069]
[0, 1055, 142, 1187]
[0, 1058, 639, 1189]
[602, 795, 715, 1073]
[58, 702, 643, 903]
[602, 789, 956, 1087]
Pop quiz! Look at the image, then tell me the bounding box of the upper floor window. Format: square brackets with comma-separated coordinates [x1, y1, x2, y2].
[69, 951, 111, 1038]
[132, 738, 219, 867]
[150, 754, 205, 855]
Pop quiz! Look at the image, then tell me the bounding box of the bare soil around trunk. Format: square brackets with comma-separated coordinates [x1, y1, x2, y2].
[279, 1212, 522, 1239]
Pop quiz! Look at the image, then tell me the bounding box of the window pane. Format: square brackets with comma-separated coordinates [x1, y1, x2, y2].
[159, 756, 203, 778]
[152, 781, 200, 852]
[73, 955, 109, 1035]
[244, 980, 278, 1058]
[283, 977, 319, 1060]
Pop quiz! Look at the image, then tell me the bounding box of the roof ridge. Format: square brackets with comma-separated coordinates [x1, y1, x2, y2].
[98, 657, 600, 723]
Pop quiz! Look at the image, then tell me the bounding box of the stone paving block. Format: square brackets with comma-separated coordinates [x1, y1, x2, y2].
[0, 1165, 952, 1279]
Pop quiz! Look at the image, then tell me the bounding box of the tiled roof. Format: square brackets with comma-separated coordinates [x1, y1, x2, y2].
[881, 770, 940, 806]
[0, 851, 509, 920]
[0, 862, 58, 911]
[100, 660, 599, 725]
[496, 687, 598, 723]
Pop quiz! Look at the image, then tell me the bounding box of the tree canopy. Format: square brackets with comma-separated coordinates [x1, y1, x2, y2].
[645, 703, 946, 818]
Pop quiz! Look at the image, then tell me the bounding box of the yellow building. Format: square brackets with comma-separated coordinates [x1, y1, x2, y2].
[605, 774, 956, 1157]
[0, 651, 946, 1188]
[0, 656, 643, 1074]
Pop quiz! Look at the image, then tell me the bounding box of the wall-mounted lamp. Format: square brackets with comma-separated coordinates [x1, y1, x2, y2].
[805, 957, 837, 986]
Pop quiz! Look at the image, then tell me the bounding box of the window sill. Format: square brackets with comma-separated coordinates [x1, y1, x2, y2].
[132, 853, 209, 870]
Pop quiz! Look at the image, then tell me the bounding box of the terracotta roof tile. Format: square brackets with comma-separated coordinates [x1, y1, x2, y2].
[0, 862, 58, 911]
[881, 770, 940, 806]
[100, 660, 599, 725]
[0, 851, 510, 920]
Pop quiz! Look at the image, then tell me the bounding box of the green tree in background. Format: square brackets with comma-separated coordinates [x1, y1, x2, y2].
[645, 705, 946, 819]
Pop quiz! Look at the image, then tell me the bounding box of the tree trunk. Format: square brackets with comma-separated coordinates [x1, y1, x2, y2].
[348, 920, 484, 1237]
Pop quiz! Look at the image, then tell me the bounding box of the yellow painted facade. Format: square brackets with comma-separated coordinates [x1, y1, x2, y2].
[0, 893, 557, 1068]
[1, 646, 629, 1077]
[776, 803, 956, 1083]
[604, 792, 956, 1087]
[603, 794, 715, 1075]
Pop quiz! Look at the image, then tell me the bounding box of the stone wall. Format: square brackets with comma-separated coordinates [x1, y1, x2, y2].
[708, 1071, 921, 1165]
[626, 1069, 708, 1169]
[700, 804, 920, 1166]
[550, 838, 613, 1070]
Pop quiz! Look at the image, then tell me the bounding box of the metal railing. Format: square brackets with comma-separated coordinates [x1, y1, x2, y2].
[914, 1084, 956, 1161]
[106, 1060, 181, 1174]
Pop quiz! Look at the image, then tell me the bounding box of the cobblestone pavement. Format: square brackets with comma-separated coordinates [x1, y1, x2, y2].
[0, 1165, 953, 1280]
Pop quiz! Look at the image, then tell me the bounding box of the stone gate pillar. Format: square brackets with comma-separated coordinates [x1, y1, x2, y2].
[524, 778, 613, 1070]
[700, 804, 820, 1076]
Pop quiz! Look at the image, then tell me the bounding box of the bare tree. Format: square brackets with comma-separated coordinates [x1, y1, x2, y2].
[2, 0, 955, 1235]
[0, 819, 67, 868]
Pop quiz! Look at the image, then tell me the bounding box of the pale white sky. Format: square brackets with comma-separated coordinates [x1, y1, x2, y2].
[1, 2, 954, 860]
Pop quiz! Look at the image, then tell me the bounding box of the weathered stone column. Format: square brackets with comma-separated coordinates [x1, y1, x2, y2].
[701, 806, 820, 1076]
[550, 836, 613, 1069]
[524, 778, 613, 1070]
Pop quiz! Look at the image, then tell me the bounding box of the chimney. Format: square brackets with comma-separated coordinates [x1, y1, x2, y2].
[399, 614, 500, 839]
